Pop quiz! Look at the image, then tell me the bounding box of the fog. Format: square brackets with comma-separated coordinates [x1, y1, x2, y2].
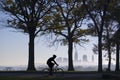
[0, 61, 116, 71]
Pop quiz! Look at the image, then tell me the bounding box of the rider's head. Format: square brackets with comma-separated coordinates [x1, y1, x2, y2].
[53, 54, 57, 58]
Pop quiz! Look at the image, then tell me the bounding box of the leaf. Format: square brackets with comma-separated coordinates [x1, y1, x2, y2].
[7, 0, 13, 4]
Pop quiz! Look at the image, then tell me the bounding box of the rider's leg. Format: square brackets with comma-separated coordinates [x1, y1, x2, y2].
[49, 63, 54, 75]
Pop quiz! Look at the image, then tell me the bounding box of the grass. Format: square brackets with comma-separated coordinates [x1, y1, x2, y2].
[0, 71, 120, 80]
[0, 76, 119, 80]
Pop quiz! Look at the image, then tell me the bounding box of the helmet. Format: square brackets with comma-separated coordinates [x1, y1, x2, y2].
[53, 55, 56, 58]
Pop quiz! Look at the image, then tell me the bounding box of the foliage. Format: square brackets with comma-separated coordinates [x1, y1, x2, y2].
[1, 0, 51, 36]
[44, 0, 92, 46]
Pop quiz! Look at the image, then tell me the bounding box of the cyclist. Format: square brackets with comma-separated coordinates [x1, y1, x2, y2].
[47, 55, 59, 75]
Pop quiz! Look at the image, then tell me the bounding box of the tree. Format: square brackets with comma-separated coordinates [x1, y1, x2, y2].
[44, 0, 90, 71]
[115, 40, 120, 71]
[1, 0, 51, 71]
[109, 0, 120, 71]
[83, 0, 110, 72]
[102, 21, 116, 71]
[111, 28, 120, 71]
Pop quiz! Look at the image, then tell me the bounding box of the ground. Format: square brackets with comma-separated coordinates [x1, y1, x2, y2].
[0, 71, 120, 80]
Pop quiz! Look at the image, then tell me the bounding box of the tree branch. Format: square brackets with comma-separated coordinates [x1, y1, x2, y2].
[82, 0, 99, 33]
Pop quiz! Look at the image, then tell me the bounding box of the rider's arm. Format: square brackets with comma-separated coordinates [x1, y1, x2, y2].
[53, 60, 59, 66]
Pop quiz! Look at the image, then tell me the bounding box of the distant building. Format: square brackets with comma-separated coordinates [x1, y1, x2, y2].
[56, 57, 62, 62]
[74, 50, 78, 61]
[83, 55, 87, 62]
[92, 55, 94, 62]
[63, 58, 67, 62]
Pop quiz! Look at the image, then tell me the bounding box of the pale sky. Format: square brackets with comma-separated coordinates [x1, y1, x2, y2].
[0, 28, 98, 66]
[0, 11, 99, 67]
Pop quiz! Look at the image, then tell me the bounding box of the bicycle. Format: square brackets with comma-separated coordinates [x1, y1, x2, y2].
[42, 65, 64, 76]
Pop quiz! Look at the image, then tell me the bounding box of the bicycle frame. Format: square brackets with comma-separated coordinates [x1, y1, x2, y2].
[42, 65, 64, 76]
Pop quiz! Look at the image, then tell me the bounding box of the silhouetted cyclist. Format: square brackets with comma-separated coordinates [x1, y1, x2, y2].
[47, 55, 58, 75]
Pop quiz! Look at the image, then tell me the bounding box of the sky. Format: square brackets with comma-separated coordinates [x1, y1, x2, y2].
[0, 27, 98, 66]
[0, 11, 100, 67]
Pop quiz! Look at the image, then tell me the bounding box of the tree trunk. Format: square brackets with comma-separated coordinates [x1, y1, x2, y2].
[68, 38, 74, 71]
[115, 42, 119, 71]
[98, 35, 103, 72]
[108, 45, 111, 71]
[107, 29, 111, 71]
[27, 27, 36, 71]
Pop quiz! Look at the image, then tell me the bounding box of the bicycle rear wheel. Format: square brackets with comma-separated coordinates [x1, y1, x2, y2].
[42, 68, 49, 76]
[54, 68, 64, 77]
